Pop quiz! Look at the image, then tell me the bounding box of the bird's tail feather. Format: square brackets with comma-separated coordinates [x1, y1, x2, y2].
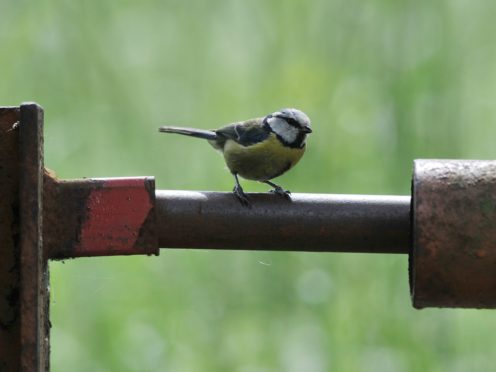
[158, 126, 218, 141]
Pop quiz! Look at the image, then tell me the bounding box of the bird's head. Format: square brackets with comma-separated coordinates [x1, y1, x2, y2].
[264, 108, 312, 148]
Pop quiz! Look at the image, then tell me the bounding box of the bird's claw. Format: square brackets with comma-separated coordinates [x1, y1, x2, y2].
[233, 185, 251, 207]
[270, 186, 291, 200]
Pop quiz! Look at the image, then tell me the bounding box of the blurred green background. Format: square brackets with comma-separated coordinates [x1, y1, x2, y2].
[3, 0, 496, 371]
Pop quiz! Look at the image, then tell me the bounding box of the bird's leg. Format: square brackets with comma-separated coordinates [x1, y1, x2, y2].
[264, 180, 291, 200]
[232, 173, 250, 206]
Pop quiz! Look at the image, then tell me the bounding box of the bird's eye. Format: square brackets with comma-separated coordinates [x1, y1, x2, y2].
[284, 117, 302, 127]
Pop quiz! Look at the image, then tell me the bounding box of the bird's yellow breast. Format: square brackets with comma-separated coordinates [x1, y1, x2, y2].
[222, 133, 305, 181]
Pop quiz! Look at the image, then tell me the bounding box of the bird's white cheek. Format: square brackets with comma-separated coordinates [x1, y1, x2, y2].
[280, 126, 299, 143]
[268, 117, 298, 143]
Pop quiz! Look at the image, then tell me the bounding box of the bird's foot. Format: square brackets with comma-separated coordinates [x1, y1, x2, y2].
[233, 184, 251, 207]
[269, 186, 291, 200]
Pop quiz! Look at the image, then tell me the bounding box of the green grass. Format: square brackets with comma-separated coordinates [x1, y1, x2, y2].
[2, 1, 496, 371]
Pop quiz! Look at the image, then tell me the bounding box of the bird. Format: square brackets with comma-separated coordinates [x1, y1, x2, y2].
[158, 108, 312, 205]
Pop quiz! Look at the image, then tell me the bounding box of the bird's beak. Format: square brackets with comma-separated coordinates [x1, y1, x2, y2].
[302, 125, 312, 133]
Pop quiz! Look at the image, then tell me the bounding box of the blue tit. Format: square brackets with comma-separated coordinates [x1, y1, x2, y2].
[159, 108, 312, 205]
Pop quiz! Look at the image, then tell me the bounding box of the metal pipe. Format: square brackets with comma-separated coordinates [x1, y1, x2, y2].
[156, 191, 411, 254]
[411, 159, 496, 308]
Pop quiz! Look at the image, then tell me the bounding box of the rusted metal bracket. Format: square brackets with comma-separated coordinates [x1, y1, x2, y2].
[1, 103, 160, 371]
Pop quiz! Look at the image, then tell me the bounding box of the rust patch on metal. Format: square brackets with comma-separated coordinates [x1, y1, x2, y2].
[411, 160, 496, 308]
[0, 107, 21, 371]
[43, 172, 99, 260]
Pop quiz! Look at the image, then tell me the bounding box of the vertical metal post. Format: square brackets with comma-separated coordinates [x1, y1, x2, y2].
[0, 103, 48, 371]
[19, 103, 48, 370]
[0, 106, 21, 370]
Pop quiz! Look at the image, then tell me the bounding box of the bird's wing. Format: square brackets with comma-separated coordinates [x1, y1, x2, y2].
[215, 118, 269, 146]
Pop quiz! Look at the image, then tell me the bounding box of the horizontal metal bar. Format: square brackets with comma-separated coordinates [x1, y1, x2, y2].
[156, 191, 411, 254]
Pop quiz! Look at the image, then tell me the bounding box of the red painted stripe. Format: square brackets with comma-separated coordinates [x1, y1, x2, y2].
[77, 178, 153, 256]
